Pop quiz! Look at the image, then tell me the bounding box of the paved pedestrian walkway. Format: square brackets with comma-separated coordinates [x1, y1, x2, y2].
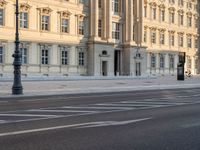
[0, 75, 200, 98]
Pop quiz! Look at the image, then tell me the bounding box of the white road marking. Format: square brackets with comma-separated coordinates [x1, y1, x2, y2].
[62, 106, 133, 110]
[76, 118, 152, 129]
[95, 103, 161, 107]
[18, 90, 196, 102]
[120, 101, 185, 105]
[177, 96, 190, 98]
[0, 114, 61, 118]
[0, 118, 152, 137]
[27, 109, 97, 113]
[0, 120, 6, 123]
[0, 101, 8, 103]
[182, 121, 200, 128]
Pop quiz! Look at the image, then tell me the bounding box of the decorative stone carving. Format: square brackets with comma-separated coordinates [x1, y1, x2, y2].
[20, 3, 31, 12]
[186, 33, 192, 36]
[149, 2, 157, 8]
[38, 7, 52, 15]
[177, 31, 184, 35]
[0, 0, 7, 8]
[168, 7, 175, 13]
[59, 10, 72, 18]
[76, 14, 86, 21]
[193, 13, 199, 19]
[168, 30, 175, 34]
[186, 11, 192, 17]
[149, 26, 157, 31]
[178, 9, 184, 15]
[158, 28, 166, 32]
[158, 4, 165, 10]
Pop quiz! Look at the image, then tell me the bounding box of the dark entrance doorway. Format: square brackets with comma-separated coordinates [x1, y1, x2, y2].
[114, 50, 121, 76]
[136, 62, 141, 76]
[102, 61, 108, 76]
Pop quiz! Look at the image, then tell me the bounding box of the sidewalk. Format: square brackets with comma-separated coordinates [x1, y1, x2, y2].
[0, 75, 200, 98]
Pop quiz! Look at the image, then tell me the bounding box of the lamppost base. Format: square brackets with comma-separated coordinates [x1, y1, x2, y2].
[12, 86, 23, 95]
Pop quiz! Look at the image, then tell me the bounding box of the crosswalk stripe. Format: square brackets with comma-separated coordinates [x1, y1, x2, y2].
[120, 101, 185, 105]
[0, 114, 61, 118]
[27, 109, 97, 113]
[62, 106, 133, 110]
[0, 120, 6, 123]
[95, 103, 162, 107]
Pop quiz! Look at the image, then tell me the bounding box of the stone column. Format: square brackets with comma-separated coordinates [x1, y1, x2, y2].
[103, 0, 107, 39]
[165, 53, 169, 74]
[51, 45, 58, 65]
[147, 52, 151, 74]
[69, 46, 77, 66]
[191, 56, 195, 74]
[107, 0, 112, 41]
[129, 0, 134, 42]
[94, 0, 99, 37]
[125, 0, 133, 42]
[174, 53, 179, 70]
[156, 53, 160, 74]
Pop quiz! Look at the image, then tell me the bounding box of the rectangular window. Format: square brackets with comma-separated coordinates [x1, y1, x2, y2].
[61, 18, 69, 33]
[112, 0, 119, 13]
[20, 47, 27, 64]
[152, 8, 156, 20]
[112, 22, 120, 40]
[0, 9, 3, 26]
[144, 7, 147, 18]
[169, 54, 174, 69]
[187, 2, 192, 9]
[187, 37, 192, 48]
[187, 17, 192, 27]
[187, 58, 192, 69]
[79, 0, 84, 4]
[160, 33, 165, 45]
[41, 47, 49, 65]
[78, 21, 84, 35]
[179, 15, 184, 26]
[170, 34, 175, 46]
[179, 35, 184, 47]
[160, 10, 165, 22]
[151, 31, 156, 44]
[195, 59, 198, 69]
[160, 54, 165, 69]
[20, 12, 28, 28]
[79, 51, 85, 66]
[169, 13, 175, 24]
[0, 46, 3, 63]
[144, 30, 147, 43]
[195, 19, 198, 28]
[178, 0, 184, 6]
[98, 0, 102, 8]
[151, 54, 156, 68]
[169, 0, 175, 4]
[41, 15, 49, 31]
[195, 39, 198, 48]
[61, 47, 68, 65]
[98, 19, 102, 37]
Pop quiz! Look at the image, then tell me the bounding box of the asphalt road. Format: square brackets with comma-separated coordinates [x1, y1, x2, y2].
[0, 88, 200, 150]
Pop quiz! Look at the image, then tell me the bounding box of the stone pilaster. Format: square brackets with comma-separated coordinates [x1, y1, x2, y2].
[165, 53, 169, 74]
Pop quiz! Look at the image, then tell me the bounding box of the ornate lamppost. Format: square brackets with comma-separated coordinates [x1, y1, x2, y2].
[12, 0, 23, 95]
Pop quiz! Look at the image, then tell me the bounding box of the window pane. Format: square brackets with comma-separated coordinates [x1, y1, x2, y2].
[0, 9, 4, 25]
[0, 47, 3, 63]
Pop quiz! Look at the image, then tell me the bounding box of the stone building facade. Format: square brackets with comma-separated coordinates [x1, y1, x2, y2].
[0, 0, 89, 78]
[0, 0, 199, 78]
